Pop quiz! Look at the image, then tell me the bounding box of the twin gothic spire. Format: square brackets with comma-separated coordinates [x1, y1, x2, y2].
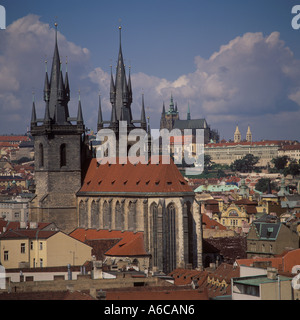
[31, 24, 148, 134]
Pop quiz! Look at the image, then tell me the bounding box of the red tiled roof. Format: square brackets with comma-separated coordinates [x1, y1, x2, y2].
[202, 214, 226, 230]
[206, 140, 284, 148]
[236, 248, 300, 273]
[69, 229, 149, 257]
[78, 157, 193, 194]
[0, 136, 29, 142]
[0, 229, 57, 240]
[279, 144, 300, 151]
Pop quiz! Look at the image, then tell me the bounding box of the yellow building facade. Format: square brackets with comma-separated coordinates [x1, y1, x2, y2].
[0, 230, 92, 269]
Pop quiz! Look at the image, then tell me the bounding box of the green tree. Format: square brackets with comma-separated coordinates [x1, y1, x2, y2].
[271, 156, 289, 172]
[230, 154, 259, 173]
[255, 178, 278, 193]
[284, 160, 300, 177]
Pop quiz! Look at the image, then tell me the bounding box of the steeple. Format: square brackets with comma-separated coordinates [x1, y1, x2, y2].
[246, 125, 252, 143]
[110, 65, 115, 104]
[65, 57, 70, 103]
[46, 23, 70, 125]
[77, 91, 83, 124]
[162, 102, 166, 115]
[141, 94, 146, 128]
[31, 93, 37, 126]
[97, 94, 103, 131]
[111, 26, 133, 125]
[234, 125, 241, 143]
[43, 60, 50, 103]
[187, 103, 191, 121]
[169, 94, 174, 112]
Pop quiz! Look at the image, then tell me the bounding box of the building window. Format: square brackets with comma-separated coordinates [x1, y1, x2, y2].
[151, 203, 158, 267]
[39, 242, 43, 250]
[30, 241, 33, 250]
[164, 204, 176, 274]
[40, 258, 43, 268]
[21, 243, 26, 254]
[60, 143, 67, 167]
[4, 251, 8, 261]
[39, 143, 44, 167]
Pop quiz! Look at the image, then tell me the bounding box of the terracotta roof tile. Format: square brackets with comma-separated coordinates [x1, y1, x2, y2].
[70, 229, 149, 257]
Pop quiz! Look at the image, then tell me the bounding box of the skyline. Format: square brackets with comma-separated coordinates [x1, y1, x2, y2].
[0, 0, 299, 141]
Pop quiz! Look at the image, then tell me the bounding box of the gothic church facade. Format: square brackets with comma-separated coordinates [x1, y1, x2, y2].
[29, 26, 203, 273]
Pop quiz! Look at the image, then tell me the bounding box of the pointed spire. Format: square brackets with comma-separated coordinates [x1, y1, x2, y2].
[77, 91, 83, 124]
[65, 56, 70, 103]
[187, 103, 191, 121]
[97, 94, 103, 130]
[110, 65, 115, 104]
[58, 62, 65, 101]
[111, 105, 117, 124]
[31, 93, 37, 125]
[44, 101, 51, 124]
[128, 66, 132, 104]
[170, 94, 174, 111]
[141, 94, 146, 126]
[162, 102, 166, 115]
[43, 60, 50, 102]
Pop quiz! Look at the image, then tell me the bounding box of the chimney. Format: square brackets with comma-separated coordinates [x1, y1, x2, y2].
[267, 267, 277, 280]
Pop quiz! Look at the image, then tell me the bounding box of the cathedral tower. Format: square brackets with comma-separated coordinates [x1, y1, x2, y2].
[234, 125, 241, 143]
[246, 125, 252, 142]
[29, 24, 90, 232]
[99, 27, 147, 138]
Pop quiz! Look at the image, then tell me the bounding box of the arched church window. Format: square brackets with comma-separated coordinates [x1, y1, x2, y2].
[103, 201, 111, 229]
[79, 200, 87, 228]
[128, 201, 136, 231]
[115, 201, 124, 230]
[91, 200, 99, 228]
[164, 203, 176, 273]
[151, 203, 158, 267]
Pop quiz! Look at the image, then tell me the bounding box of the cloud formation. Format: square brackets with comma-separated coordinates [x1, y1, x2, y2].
[0, 15, 299, 141]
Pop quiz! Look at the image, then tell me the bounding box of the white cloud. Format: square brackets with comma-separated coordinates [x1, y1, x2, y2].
[0, 15, 299, 140]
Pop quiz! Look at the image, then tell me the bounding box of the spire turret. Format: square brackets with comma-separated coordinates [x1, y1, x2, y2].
[31, 94, 37, 126]
[65, 57, 70, 103]
[141, 94, 146, 129]
[97, 94, 103, 131]
[187, 103, 191, 121]
[77, 92, 83, 124]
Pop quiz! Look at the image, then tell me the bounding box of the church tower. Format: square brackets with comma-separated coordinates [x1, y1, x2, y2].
[159, 95, 179, 131]
[234, 125, 241, 143]
[100, 27, 147, 137]
[246, 125, 252, 142]
[29, 24, 90, 232]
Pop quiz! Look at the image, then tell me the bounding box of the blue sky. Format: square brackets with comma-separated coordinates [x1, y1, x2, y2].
[0, 0, 300, 141]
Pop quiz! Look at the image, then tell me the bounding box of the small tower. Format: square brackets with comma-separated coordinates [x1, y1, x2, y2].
[234, 125, 241, 143]
[246, 125, 252, 143]
[160, 94, 179, 131]
[187, 103, 191, 121]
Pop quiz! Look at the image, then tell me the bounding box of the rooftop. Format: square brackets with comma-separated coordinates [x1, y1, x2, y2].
[78, 157, 193, 195]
